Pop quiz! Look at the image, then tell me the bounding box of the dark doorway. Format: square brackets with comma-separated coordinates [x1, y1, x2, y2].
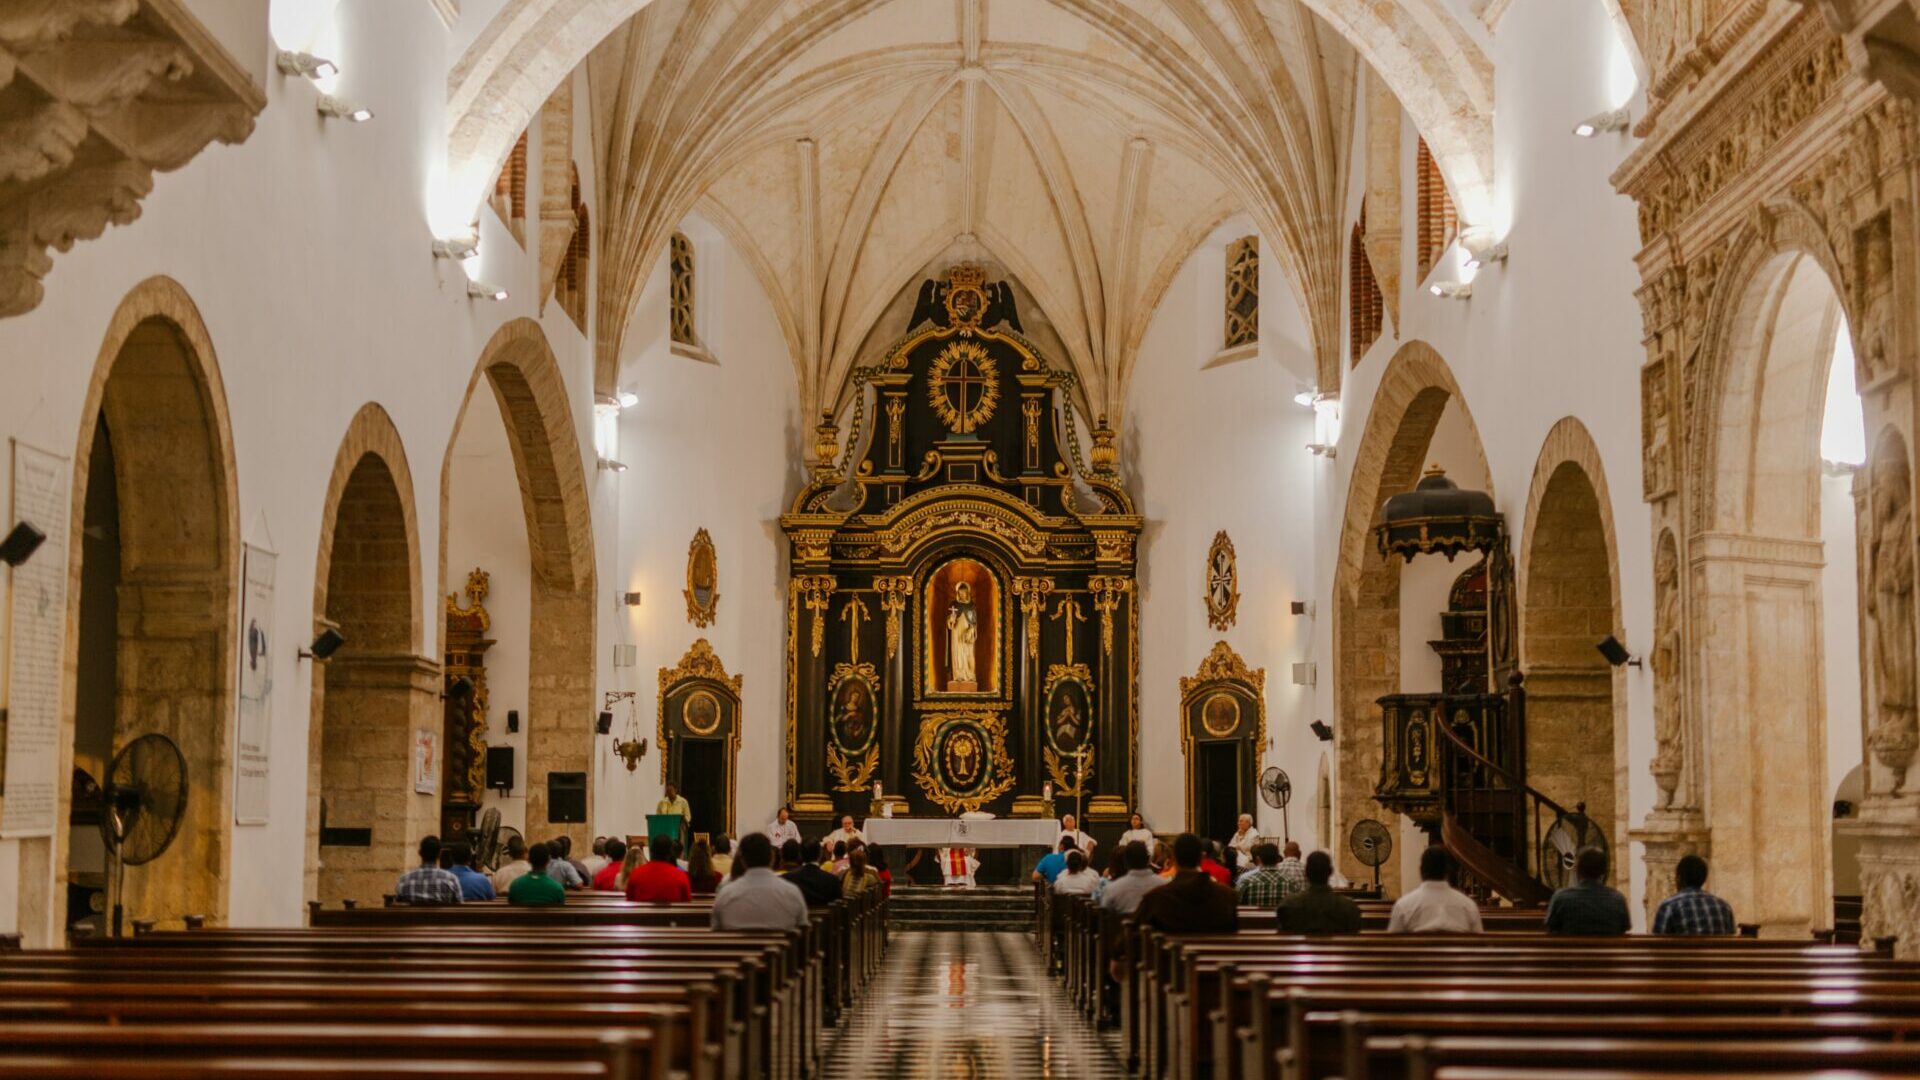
[676, 739, 725, 838]
[1198, 741, 1243, 843]
[68, 415, 119, 937]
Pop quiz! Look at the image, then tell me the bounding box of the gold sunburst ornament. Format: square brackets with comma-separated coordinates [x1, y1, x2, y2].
[927, 341, 1000, 434]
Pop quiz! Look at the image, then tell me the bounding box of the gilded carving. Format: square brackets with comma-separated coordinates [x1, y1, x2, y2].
[1204, 531, 1239, 631]
[911, 711, 1017, 814]
[875, 576, 911, 659]
[826, 660, 881, 792]
[1051, 595, 1087, 668]
[684, 527, 719, 627]
[656, 638, 744, 811]
[838, 595, 871, 665]
[795, 575, 836, 658]
[927, 341, 1000, 434]
[1090, 576, 1133, 658]
[1015, 577, 1056, 660]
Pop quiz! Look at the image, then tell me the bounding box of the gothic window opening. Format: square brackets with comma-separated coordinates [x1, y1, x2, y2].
[1351, 201, 1384, 364]
[1224, 236, 1259, 350]
[670, 232, 697, 349]
[490, 131, 528, 244]
[1416, 139, 1457, 283]
[557, 164, 589, 331]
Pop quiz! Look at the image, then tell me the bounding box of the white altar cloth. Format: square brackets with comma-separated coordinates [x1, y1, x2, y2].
[863, 817, 1059, 848]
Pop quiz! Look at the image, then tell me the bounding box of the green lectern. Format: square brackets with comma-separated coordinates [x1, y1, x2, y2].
[646, 813, 686, 848]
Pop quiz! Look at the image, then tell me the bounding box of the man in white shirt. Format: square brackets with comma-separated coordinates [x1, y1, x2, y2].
[1099, 841, 1166, 915]
[1227, 814, 1260, 864]
[581, 836, 610, 878]
[1057, 813, 1095, 854]
[766, 806, 802, 851]
[711, 834, 810, 931]
[490, 836, 532, 893]
[823, 814, 867, 852]
[1387, 846, 1484, 934]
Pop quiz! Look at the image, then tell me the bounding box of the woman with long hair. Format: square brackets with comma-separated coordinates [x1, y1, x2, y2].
[686, 838, 722, 895]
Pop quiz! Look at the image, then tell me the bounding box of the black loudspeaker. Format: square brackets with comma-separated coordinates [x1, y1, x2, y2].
[505, 709, 519, 734]
[0, 521, 46, 567]
[548, 771, 587, 822]
[595, 711, 613, 734]
[1309, 719, 1334, 742]
[487, 746, 514, 792]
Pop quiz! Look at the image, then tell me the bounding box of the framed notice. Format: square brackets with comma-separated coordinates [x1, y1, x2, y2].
[1, 441, 70, 838]
[413, 728, 438, 795]
[234, 545, 276, 825]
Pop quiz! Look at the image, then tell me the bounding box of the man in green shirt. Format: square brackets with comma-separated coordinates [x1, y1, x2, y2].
[507, 842, 568, 905]
[1277, 850, 1362, 933]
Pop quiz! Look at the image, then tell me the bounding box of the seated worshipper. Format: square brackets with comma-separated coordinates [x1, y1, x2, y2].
[1388, 846, 1484, 933]
[491, 835, 532, 893]
[767, 806, 802, 850]
[940, 846, 979, 887]
[1133, 833, 1238, 933]
[686, 839, 723, 896]
[1198, 841, 1232, 886]
[1653, 854, 1737, 935]
[1227, 813, 1260, 865]
[583, 836, 610, 878]
[1546, 847, 1632, 935]
[824, 814, 867, 852]
[507, 842, 568, 905]
[842, 848, 884, 897]
[711, 833, 809, 931]
[710, 835, 734, 878]
[870, 849, 893, 897]
[1100, 842, 1167, 915]
[1118, 812, 1154, 850]
[448, 842, 496, 901]
[1221, 846, 1243, 882]
[1274, 841, 1307, 901]
[1277, 851, 1363, 934]
[395, 835, 463, 905]
[1234, 843, 1288, 909]
[1092, 846, 1127, 903]
[1032, 837, 1077, 885]
[1150, 839, 1175, 877]
[1057, 813, 1095, 854]
[591, 838, 628, 891]
[615, 839, 646, 890]
[544, 836, 587, 890]
[1053, 850, 1100, 896]
[625, 834, 693, 903]
[785, 838, 845, 906]
[831, 840, 851, 874]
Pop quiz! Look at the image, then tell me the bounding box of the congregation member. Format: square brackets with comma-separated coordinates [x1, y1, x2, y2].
[591, 838, 628, 891]
[710, 835, 734, 877]
[507, 842, 568, 905]
[842, 848, 885, 897]
[657, 782, 693, 829]
[824, 814, 867, 851]
[711, 833, 809, 931]
[395, 835, 463, 905]
[490, 835, 532, 893]
[1133, 833, 1238, 933]
[545, 836, 587, 890]
[1653, 854, 1738, 935]
[1274, 841, 1307, 900]
[1149, 839, 1175, 876]
[767, 806, 802, 849]
[831, 840, 851, 874]
[625, 835, 693, 902]
[1118, 811, 1154, 850]
[1053, 850, 1100, 896]
[1388, 847, 1484, 934]
[1032, 836, 1077, 885]
[785, 839, 845, 905]
[1198, 841, 1232, 885]
[1277, 851, 1363, 933]
[1234, 843, 1289, 908]
[1546, 847, 1632, 935]
[614, 840, 646, 890]
[1099, 842, 1167, 915]
[687, 838, 723, 895]
[1227, 813, 1260, 863]
[582, 836, 610, 878]
[448, 842, 496, 901]
[870, 849, 894, 897]
[1091, 846, 1127, 903]
[1057, 813, 1095, 853]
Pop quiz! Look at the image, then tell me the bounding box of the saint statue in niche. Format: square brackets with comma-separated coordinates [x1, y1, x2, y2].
[1869, 466, 1918, 788]
[948, 582, 979, 686]
[926, 559, 997, 695]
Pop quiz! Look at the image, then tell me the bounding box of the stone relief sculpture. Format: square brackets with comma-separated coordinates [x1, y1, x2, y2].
[1651, 533, 1684, 807]
[1868, 444, 1918, 792]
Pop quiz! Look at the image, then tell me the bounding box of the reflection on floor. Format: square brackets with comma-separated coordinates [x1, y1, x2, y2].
[819, 930, 1128, 1079]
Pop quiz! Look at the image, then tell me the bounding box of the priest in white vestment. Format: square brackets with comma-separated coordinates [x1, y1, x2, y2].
[940, 847, 979, 887]
[1056, 813, 1094, 854]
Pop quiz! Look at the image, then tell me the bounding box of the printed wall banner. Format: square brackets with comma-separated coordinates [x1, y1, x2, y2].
[1, 442, 70, 839]
[234, 545, 276, 825]
[413, 728, 438, 795]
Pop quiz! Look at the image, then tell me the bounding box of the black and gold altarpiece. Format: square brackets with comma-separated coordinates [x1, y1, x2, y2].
[780, 266, 1141, 827]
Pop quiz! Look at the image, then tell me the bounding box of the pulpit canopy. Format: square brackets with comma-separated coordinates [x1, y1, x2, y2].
[1374, 466, 1503, 562]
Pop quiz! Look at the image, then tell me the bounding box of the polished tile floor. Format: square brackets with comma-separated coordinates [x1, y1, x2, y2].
[819, 931, 1128, 1079]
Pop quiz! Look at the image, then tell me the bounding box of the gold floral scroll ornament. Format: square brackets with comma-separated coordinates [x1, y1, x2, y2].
[1205, 531, 1239, 631]
[912, 712, 1017, 814]
[875, 576, 911, 659]
[684, 528, 719, 628]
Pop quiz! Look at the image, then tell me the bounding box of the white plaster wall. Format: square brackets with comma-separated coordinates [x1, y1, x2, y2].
[1125, 217, 1323, 847]
[599, 215, 803, 842]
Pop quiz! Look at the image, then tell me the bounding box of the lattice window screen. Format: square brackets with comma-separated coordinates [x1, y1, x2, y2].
[1224, 236, 1259, 349]
[491, 131, 528, 243]
[1415, 139, 1457, 283]
[670, 232, 696, 347]
[1350, 202, 1384, 365]
[558, 165, 589, 330]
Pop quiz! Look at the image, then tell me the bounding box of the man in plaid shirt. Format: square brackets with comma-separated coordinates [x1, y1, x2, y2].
[1236, 842, 1302, 908]
[395, 835, 464, 906]
[1652, 854, 1734, 934]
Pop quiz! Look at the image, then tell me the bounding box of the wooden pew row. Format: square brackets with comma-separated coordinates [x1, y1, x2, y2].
[1433, 1064, 1920, 1080]
[1367, 1033, 1920, 1080]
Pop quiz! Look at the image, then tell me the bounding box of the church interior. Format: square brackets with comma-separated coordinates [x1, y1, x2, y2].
[3, 0, 1920, 1076]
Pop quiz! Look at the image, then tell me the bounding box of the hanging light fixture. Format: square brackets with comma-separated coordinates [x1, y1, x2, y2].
[1373, 466, 1503, 562]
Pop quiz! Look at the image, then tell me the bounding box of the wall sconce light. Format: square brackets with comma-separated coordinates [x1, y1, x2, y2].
[298, 627, 345, 662]
[1574, 107, 1630, 137]
[1306, 443, 1337, 458]
[1429, 281, 1472, 300]
[276, 51, 339, 80]
[1290, 600, 1315, 617]
[1292, 389, 1318, 408]
[433, 235, 479, 260]
[316, 95, 373, 122]
[467, 281, 508, 301]
[0, 521, 46, 567]
[613, 644, 637, 667]
[622, 591, 643, 607]
[597, 457, 628, 473]
[616, 390, 639, 409]
[1461, 228, 1509, 271]
[1291, 662, 1316, 687]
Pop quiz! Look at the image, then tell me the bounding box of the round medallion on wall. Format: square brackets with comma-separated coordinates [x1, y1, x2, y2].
[683, 689, 722, 736]
[1201, 691, 1242, 738]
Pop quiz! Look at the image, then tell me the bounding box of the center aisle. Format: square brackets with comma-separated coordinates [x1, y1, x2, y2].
[819, 930, 1129, 1079]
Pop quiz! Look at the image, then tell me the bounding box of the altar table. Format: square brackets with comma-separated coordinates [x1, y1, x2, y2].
[862, 817, 1059, 848]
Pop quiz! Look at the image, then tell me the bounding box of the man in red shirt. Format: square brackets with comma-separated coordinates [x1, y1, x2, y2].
[591, 837, 627, 891]
[625, 835, 691, 903]
[1199, 840, 1232, 886]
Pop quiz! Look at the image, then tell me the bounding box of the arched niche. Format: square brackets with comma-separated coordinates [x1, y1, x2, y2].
[1179, 641, 1265, 841]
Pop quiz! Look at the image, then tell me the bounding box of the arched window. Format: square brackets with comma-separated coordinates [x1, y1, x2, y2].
[557, 164, 589, 330]
[1415, 139, 1457, 283]
[670, 232, 697, 348]
[490, 131, 528, 245]
[1224, 235, 1259, 350]
[1350, 202, 1384, 364]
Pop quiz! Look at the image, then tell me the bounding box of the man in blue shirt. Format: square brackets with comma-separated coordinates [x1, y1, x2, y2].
[1652, 854, 1736, 935]
[448, 841, 496, 901]
[1031, 837, 1077, 885]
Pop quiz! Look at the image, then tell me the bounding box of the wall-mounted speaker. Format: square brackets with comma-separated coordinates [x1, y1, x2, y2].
[505, 709, 519, 734]
[486, 746, 514, 792]
[595, 711, 613, 735]
[1310, 719, 1334, 742]
[548, 772, 587, 822]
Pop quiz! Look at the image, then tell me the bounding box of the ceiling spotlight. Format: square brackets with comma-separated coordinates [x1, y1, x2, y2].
[598, 458, 629, 473]
[1429, 281, 1472, 300]
[433, 236, 479, 260]
[467, 281, 508, 301]
[276, 51, 339, 80]
[1574, 107, 1630, 137]
[1463, 238, 1508, 272]
[1306, 443, 1337, 458]
[316, 95, 373, 122]
[616, 390, 640, 409]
